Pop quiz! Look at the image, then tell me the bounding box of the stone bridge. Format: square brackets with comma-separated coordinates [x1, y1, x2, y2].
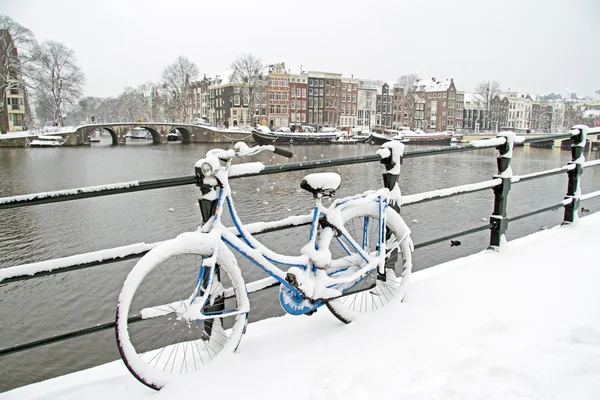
[66, 123, 254, 146]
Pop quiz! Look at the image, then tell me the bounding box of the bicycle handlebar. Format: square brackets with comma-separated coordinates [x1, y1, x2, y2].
[272, 147, 293, 158]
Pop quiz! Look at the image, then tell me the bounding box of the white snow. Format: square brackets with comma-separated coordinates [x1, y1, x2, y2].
[401, 178, 502, 205]
[302, 172, 341, 191]
[511, 164, 575, 183]
[0, 241, 164, 282]
[470, 137, 506, 148]
[4, 212, 600, 400]
[0, 181, 140, 206]
[229, 162, 266, 176]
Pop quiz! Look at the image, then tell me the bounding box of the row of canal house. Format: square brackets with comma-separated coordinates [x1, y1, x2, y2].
[187, 63, 470, 132]
[461, 91, 574, 133]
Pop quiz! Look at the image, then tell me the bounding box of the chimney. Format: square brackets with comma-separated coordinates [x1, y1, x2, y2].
[431, 77, 436, 82]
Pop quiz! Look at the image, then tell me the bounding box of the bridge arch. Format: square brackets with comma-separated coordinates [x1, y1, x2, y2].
[101, 127, 119, 145]
[170, 126, 192, 143]
[140, 126, 162, 144]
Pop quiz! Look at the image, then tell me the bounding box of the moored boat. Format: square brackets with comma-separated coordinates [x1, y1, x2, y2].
[126, 127, 150, 139]
[27, 135, 67, 147]
[332, 133, 370, 144]
[369, 131, 408, 145]
[399, 130, 453, 146]
[252, 126, 339, 145]
[90, 130, 101, 143]
[167, 132, 181, 142]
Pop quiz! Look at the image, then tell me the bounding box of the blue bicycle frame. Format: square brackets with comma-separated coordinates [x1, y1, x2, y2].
[198, 159, 389, 316]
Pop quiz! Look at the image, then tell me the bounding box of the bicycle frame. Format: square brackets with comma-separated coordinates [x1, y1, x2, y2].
[195, 154, 392, 316]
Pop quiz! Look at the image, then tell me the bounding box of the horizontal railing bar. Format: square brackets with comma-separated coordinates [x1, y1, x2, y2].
[0, 242, 163, 284]
[0, 316, 142, 357]
[509, 202, 567, 223]
[581, 190, 600, 201]
[1, 215, 315, 283]
[512, 165, 574, 184]
[413, 223, 494, 249]
[401, 179, 501, 206]
[583, 159, 600, 168]
[0, 251, 149, 285]
[0, 134, 577, 210]
[236, 154, 383, 177]
[0, 176, 198, 209]
[523, 133, 573, 143]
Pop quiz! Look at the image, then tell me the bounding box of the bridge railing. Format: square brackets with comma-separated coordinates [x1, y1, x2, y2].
[0, 126, 599, 358]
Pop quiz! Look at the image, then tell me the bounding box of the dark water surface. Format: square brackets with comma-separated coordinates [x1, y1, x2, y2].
[1, 137, 599, 392]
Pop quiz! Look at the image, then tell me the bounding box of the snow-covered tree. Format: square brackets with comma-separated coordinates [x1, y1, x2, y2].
[29, 41, 84, 126]
[396, 73, 419, 129]
[474, 80, 501, 131]
[230, 53, 268, 127]
[161, 56, 198, 122]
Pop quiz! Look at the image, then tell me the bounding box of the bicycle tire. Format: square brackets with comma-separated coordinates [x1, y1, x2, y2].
[325, 202, 412, 323]
[116, 232, 249, 390]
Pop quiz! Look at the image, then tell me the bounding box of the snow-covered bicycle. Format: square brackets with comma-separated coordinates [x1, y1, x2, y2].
[115, 141, 413, 390]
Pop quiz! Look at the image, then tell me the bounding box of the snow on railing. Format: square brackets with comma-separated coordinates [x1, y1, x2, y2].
[0, 241, 163, 283]
[0, 212, 315, 283]
[400, 179, 502, 205]
[0, 181, 140, 207]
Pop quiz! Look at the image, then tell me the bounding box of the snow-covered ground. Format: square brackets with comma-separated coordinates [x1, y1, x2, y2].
[2, 212, 600, 400]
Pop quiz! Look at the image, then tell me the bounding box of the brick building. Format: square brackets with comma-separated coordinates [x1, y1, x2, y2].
[307, 72, 325, 126]
[323, 72, 342, 127]
[289, 72, 308, 126]
[416, 78, 464, 132]
[340, 77, 358, 128]
[267, 63, 290, 128]
[375, 83, 393, 128]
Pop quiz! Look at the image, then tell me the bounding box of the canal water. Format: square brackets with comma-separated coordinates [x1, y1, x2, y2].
[1, 137, 599, 392]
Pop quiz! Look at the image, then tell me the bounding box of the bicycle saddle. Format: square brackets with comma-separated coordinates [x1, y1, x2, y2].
[300, 172, 341, 197]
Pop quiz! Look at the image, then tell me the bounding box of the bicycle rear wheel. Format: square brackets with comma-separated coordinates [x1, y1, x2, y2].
[116, 233, 249, 390]
[325, 203, 412, 323]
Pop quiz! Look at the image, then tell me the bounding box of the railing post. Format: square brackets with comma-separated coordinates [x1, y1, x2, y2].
[489, 132, 515, 250]
[563, 125, 588, 225]
[378, 141, 404, 274]
[379, 141, 404, 214]
[195, 166, 219, 225]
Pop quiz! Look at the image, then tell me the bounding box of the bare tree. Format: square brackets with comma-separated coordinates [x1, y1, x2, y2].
[29, 41, 84, 126]
[0, 15, 37, 132]
[396, 73, 419, 129]
[161, 56, 198, 122]
[230, 53, 268, 127]
[65, 96, 103, 125]
[474, 80, 501, 131]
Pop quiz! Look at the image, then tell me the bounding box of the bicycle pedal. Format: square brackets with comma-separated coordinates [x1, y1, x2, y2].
[285, 272, 299, 287]
[304, 309, 317, 316]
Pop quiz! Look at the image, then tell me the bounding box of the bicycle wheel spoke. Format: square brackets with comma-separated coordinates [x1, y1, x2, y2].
[117, 246, 249, 390]
[326, 205, 412, 323]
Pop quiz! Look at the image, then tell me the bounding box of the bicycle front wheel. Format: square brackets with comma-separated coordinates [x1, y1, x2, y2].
[326, 203, 413, 323]
[116, 233, 249, 390]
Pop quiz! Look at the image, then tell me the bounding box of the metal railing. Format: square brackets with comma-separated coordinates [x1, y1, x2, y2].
[1, 126, 600, 358]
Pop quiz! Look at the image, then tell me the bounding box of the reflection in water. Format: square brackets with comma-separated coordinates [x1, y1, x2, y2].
[1, 139, 599, 392]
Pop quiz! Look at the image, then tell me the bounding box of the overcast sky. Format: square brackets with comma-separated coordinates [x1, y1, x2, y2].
[3, 0, 599, 98]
